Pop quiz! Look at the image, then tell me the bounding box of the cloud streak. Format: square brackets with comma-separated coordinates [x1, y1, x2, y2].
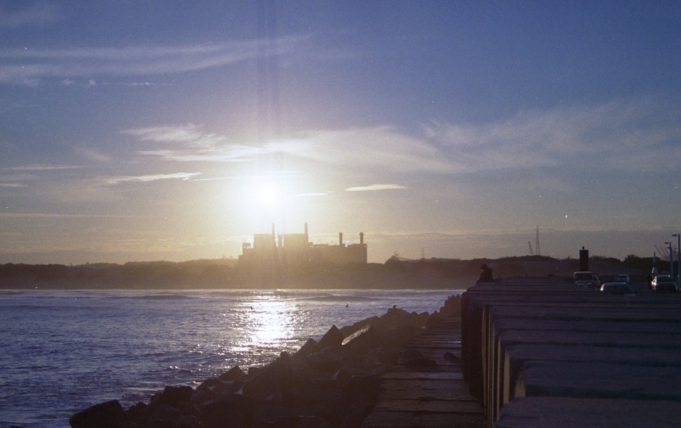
[346, 184, 406, 192]
[0, 3, 60, 29]
[0, 36, 308, 85]
[8, 164, 82, 172]
[125, 124, 308, 163]
[104, 172, 201, 185]
[123, 98, 681, 180]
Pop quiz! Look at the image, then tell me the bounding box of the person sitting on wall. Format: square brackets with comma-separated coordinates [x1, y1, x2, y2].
[478, 264, 494, 282]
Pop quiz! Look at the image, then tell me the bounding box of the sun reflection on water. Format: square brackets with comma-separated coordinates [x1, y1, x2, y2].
[245, 297, 297, 347]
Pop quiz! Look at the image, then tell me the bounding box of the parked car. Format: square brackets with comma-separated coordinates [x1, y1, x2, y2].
[615, 274, 631, 284]
[600, 282, 636, 296]
[651, 275, 678, 292]
[573, 271, 600, 288]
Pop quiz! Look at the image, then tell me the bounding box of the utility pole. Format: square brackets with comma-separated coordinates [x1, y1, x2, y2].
[672, 233, 681, 289]
[535, 226, 541, 257]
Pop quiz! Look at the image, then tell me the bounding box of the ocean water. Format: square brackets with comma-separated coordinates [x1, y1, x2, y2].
[0, 288, 460, 427]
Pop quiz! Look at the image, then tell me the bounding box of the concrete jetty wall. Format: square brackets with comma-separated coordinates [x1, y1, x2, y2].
[461, 277, 681, 427]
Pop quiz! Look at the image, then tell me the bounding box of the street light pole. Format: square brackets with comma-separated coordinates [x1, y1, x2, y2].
[674, 234, 681, 288]
[666, 241, 673, 278]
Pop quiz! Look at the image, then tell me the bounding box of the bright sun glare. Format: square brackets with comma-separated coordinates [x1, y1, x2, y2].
[254, 181, 282, 210]
[235, 175, 299, 232]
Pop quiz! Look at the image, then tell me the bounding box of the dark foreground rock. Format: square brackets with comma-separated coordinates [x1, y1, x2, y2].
[71, 296, 461, 428]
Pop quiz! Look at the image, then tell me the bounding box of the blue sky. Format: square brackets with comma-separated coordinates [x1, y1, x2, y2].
[2, 1, 681, 264]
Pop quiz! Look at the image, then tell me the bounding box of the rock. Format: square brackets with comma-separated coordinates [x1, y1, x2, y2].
[125, 402, 149, 425]
[219, 365, 246, 381]
[242, 356, 294, 400]
[155, 385, 194, 407]
[200, 395, 254, 428]
[331, 368, 352, 387]
[317, 325, 344, 350]
[340, 316, 377, 337]
[146, 403, 180, 428]
[294, 338, 318, 359]
[305, 348, 346, 372]
[339, 374, 382, 426]
[425, 312, 446, 328]
[341, 325, 372, 347]
[70, 400, 128, 428]
[71, 301, 453, 428]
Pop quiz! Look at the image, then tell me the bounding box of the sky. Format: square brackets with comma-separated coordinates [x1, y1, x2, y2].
[2, 1, 681, 264]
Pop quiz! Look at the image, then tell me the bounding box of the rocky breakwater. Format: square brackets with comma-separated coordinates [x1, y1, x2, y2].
[70, 296, 462, 428]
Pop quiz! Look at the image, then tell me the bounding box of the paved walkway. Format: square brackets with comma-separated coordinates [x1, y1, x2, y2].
[362, 318, 485, 427]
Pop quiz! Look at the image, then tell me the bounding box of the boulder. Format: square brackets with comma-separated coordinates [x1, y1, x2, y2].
[125, 402, 149, 425]
[317, 325, 344, 350]
[242, 356, 295, 400]
[70, 400, 128, 428]
[154, 385, 194, 407]
[294, 338, 318, 359]
[305, 348, 346, 372]
[200, 395, 254, 428]
[219, 365, 246, 381]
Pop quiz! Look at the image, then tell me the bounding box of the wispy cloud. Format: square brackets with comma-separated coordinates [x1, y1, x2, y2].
[0, 183, 26, 188]
[0, 3, 60, 29]
[124, 98, 681, 179]
[296, 192, 329, 197]
[71, 146, 112, 163]
[424, 98, 681, 173]
[125, 124, 307, 163]
[8, 164, 82, 172]
[346, 184, 406, 192]
[104, 172, 201, 185]
[0, 212, 136, 219]
[0, 36, 308, 86]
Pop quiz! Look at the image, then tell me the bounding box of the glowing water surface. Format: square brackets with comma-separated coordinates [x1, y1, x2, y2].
[0, 288, 460, 427]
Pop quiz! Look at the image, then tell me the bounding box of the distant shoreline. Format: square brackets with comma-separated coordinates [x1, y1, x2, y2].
[0, 254, 652, 290]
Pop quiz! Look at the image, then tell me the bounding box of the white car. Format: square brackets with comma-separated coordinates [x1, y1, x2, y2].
[651, 275, 678, 292]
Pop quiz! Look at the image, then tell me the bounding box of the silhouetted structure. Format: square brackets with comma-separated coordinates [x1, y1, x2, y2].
[579, 246, 589, 271]
[478, 264, 493, 282]
[239, 223, 367, 271]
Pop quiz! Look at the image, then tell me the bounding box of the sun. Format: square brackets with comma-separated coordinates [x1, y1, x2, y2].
[253, 181, 282, 210]
[221, 172, 313, 234]
[232, 174, 296, 232]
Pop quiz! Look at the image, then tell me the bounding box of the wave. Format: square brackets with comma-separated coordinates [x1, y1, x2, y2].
[300, 293, 374, 302]
[113, 292, 195, 300]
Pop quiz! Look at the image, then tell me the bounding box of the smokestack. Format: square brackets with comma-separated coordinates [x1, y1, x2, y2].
[360, 232, 364, 245]
[579, 246, 589, 271]
[339, 232, 344, 246]
[304, 223, 308, 238]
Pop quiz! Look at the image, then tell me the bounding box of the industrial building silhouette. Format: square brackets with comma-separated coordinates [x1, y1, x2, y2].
[239, 223, 367, 269]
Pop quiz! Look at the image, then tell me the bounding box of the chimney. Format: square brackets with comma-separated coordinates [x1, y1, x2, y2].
[339, 232, 344, 246]
[304, 223, 309, 239]
[360, 232, 364, 245]
[579, 246, 589, 271]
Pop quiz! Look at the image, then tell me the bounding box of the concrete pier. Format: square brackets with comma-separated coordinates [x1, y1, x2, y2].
[363, 313, 484, 427]
[461, 277, 681, 427]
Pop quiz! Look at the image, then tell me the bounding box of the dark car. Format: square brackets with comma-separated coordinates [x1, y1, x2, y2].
[600, 282, 636, 296]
